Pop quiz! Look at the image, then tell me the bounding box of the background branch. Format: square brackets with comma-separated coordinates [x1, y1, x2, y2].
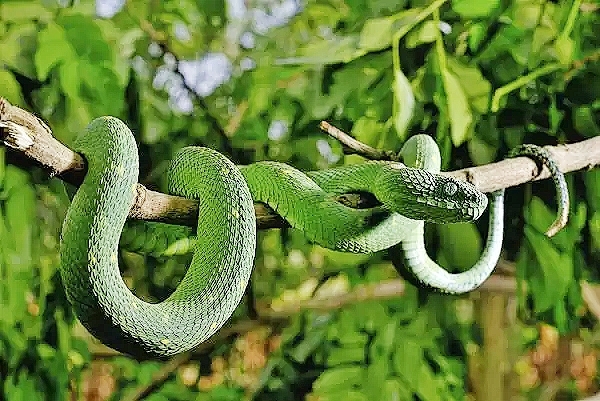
[2, 97, 600, 231]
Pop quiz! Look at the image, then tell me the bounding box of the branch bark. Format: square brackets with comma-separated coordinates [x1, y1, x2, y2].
[2, 97, 600, 230]
[0, 98, 285, 229]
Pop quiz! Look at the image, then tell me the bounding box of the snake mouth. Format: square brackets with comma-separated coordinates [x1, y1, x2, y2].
[387, 186, 488, 224]
[459, 203, 486, 221]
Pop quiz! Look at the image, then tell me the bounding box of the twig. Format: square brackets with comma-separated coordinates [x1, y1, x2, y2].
[318, 121, 399, 161]
[319, 119, 600, 195]
[102, 271, 600, 401]
[3, 98, 600, 230]
[564, 47, 600, 81]
[0, 98, 285, 229]
[123, 353, 191, 401]
[491, 63, 564, 112]
[94, 270, 518, 400]
[256, 272, 518, 320]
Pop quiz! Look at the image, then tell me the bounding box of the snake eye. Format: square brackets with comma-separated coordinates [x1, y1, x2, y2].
[443, 182, 458, 196]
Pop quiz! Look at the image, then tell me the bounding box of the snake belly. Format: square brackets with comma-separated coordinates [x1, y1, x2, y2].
[60, 117, 255, 358]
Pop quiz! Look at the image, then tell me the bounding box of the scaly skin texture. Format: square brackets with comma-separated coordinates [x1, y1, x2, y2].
[61, 117, 567, 357]
[60, 117, 256, 358]
[393, 139, 568, 294]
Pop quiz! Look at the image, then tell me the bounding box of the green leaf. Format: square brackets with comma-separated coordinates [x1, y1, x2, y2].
[57, 60, 80, 100]
[405, 20, 438, 48]
[548, 95, 564, 134]
[392, 339, 423, 384]
[206, 385, 245, 401]
[589, 211, 600, 251]
[363, 358, 389, 400]
[278, 10, 423, 65]
[414, 363, 443, 401]
[585, 169, 600, 213]
[446, 57, 491, 114]
[573, 106, 600, 137]
[0, 2, 52, 23]
[358, 16, 396, 52]
[351, 117, 387, 148]
[313, 366, 364, 394]
[352, 301, 389, 333]
[0, 23, 38, 78]
[61, 15, 113, 62]
[277, 35, 364, 65]
[441, 69, 473, 146]
[338, 331, 368, 347]
[468, 23, 487, 52]
[4, 168, 34, 263]
[318, 391, 369, 401]
[451, 0, 500, 18]
[393, 339, 442, 400]
[437, 222, 482, 270]
[78, 62, 126, 115]
[382, 378, 412, 401]
[0, 69, 23, 105]
[0, 148, 4, 185]
[523, 206, 573, 312]
[370, 320, 397, 359]
[326, 346, 365, 366]
[392, 67, 415, 140]
[468, 135, 498, 165]
[35, 22, 74, 80]
[289, 329, 326, 362]
[5, 371, 44, 401]
[554, 36, 574, 65]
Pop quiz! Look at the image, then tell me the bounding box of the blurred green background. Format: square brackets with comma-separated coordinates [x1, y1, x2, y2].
[1, 0, 600, 400]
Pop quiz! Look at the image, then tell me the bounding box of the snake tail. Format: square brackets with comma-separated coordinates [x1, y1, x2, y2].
[508, 144, 569, 237]
[398, 142, 568, 294]
[60, 117, 256, 358]
[400, 190, 504, 294]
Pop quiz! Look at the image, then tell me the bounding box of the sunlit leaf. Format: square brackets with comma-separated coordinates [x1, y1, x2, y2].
[0, 69, 23, 105]
[437, 222, 482, 270]
[392, 67, 415, 140]
[35, 23, 74, 80]
[313, 366, 365, 394]
[554, 36, 574, 65]
[446, 57, 491, 114]
[358, 16, 396, 52]
[441, 69, 473, 146]
[451, 0, 500, 18]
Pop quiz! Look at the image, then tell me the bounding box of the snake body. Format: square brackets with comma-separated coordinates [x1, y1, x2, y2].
[60, 117, 567, 357]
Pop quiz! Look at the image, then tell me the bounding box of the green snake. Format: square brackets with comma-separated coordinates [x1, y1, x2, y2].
[60, 117, 568, 357]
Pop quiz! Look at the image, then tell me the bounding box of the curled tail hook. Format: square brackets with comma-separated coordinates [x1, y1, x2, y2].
[395, 143, 569, 294]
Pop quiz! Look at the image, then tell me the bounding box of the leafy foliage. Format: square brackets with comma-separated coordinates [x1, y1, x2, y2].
[1, 0, 599, 400]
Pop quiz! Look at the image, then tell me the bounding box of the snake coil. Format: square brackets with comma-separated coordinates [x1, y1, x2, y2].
[60, 117, 568, 357]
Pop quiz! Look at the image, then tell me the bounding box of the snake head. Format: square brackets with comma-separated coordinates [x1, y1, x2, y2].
[376, 166, 488, 224]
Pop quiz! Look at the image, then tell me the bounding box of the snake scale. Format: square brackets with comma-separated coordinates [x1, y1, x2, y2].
[60, 117, 568, 357]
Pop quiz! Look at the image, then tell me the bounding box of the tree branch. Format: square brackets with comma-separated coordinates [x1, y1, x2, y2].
[2, 97, 600, 231]
[0, 98, 285, 229]
[319, 121, 400, 161]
